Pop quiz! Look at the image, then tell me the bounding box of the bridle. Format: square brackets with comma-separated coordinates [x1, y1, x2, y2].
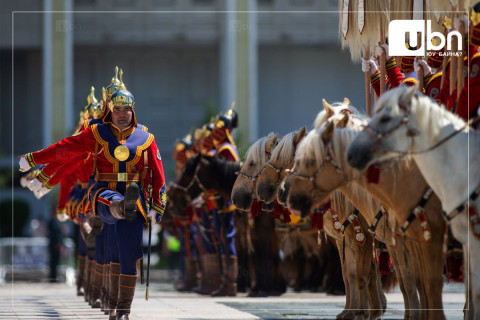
[286, 140, 345, 196]
[265, 141, 298, 187]
[235, 150, 273, 190]
[170, 159, 210, 198]
[363, 101, 470, 155]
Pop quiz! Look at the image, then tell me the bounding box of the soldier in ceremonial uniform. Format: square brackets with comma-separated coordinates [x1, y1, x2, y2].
[208, 106, 239, 297]
[19, 85, 166, 320]
[452, 5, 480, 122]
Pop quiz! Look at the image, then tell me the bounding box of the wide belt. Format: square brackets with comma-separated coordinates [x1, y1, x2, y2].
[95, 172, 140, 182]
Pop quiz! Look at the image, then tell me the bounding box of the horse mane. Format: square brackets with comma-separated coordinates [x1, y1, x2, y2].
[377, 87, 466, 138]
[182, 153, 201, 177]
[244, 132, 276, 168]
[313, 101, 362, 129]
[205, 155, 241, 191]
[297, 126, 379, 215]
[270, 131, 296, 165]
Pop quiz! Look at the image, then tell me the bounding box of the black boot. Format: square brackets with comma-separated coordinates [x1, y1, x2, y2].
[123, 182, 139, 221]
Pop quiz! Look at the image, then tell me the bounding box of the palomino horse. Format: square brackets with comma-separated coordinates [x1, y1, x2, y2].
[347, 86, 480, 319]
[231, 133, 288, 296]
[256, 106, 386, 319]
[292, 108, 446, 320]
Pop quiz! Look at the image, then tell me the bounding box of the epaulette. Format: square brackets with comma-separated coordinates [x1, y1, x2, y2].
[403, 77, 418, 86]
[424, 72, 443, 101]
[370, 70, 380, 85]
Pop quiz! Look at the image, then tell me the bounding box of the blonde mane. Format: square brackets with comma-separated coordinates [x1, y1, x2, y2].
[244, 132, 277, 168]
[376, 87, 466, 138]
[270, 131, 296, 166]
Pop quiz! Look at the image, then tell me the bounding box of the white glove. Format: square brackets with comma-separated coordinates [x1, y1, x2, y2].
[83, 222, 92, 234]
[19, 156, 31, 172]
[147, 209, 162, 223]
[361, 57, 379, 74]
[20, 176, 28, 188]
[454, 15, 470, 34]
[34, 185, 52, 199]
[414, 58, 432, 77]
[27, 178, 42, 192]
[375, 44, 391, 60]
[191, 195, 205, 209]
[57, 212, 69, 222]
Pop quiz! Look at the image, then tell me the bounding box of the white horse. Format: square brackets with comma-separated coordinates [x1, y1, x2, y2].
[347, 85, 480, 319]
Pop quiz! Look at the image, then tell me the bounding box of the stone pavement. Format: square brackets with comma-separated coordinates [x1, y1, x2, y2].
[0, 281, 466, 320]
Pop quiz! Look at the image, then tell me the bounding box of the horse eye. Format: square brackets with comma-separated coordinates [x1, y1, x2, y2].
[380, 115, 391, 123]
[249, 161, 255, 167]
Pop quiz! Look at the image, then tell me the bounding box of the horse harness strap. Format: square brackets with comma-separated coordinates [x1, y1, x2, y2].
[235, 148, 273, 190]
[340, 208, 359, 234]
[444, 184, 480, 221]
[400, 187, 433, 233]
[368, 207, 386, 234]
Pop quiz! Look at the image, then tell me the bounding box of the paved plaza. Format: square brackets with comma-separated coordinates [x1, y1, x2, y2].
[0, 280, 466, 320]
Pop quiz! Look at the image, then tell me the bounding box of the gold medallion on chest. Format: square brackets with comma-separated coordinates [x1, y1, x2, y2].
[114, 145, 130, 161]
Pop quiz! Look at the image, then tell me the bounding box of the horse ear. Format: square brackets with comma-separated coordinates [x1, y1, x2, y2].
[266, 133, 279, 151]
[322, 98, 334, 117]
[294, 126, 307, 145]
[401, 85, 417, 105]
[336, 113, 349, 128]
[343, 97, 351, 106]
[321, 121, 334, 144]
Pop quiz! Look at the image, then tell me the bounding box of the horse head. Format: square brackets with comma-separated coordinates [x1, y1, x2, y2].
[232, 133, 278, 211]
[347, 85, 421, 170]
[287, 120, 348, 218]
[256, 127, 306, 204]
[167, 153, 203, 217]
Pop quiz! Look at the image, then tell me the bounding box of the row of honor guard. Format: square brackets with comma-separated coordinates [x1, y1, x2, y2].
[170, 105, 240, 296]
[361, 4, 480, 124]
[19, 67, 167, 320]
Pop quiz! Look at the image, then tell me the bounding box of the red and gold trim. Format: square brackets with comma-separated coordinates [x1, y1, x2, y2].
[126, 133, 154, 173]
[370, 70, 380, 85]
[97, 196, 112, 207]
[217, 144, 239, 162]
[110, 125, 135, 144]
[92, 187, 109, 217]
[37, 171, 50, 184]
[25, 153, 37, 168]
[385, 58, 397, 70]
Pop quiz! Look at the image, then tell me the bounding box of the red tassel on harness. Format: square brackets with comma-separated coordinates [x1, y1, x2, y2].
[282, 207, 291, 223]
[310, 211, 324, 230]
[377, 251, 393, 275]
[366, 164, 381, 184]
[185, 205, 194, 225]
[250, 200, 262, 217]
[272, 200, 284, 220]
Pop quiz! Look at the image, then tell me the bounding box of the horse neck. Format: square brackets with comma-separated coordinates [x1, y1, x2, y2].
[209, 159, 240, 199]
[412, 131, 479, 213]
[354, 160, 430, 223]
